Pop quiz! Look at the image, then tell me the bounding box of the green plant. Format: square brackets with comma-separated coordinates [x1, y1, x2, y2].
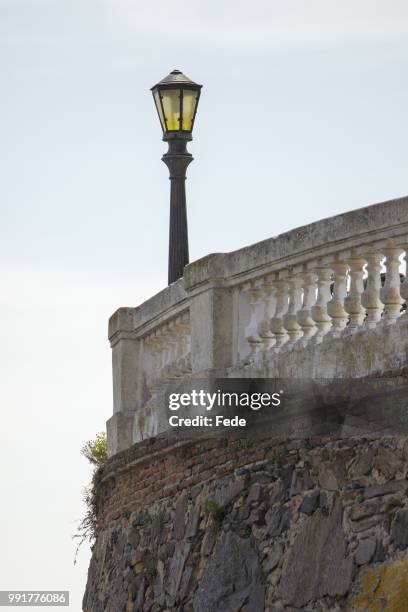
[204, 498, 224, 533]
[80, 432, 108, 467]
[241, 524, 252, 538]
[74, 432, 108, 563]
[204, 498, 220, 516]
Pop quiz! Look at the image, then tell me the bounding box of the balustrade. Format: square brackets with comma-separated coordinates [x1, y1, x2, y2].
[144, 311, 191, 394]
[238, 243, 407, 356]
[108, 197, 408, 453]
[111, 201, 408, 392]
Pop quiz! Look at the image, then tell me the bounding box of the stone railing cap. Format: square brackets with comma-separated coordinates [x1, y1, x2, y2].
[109, 195, 408, 335]
[186, 195, 408, 287]
[108, 278, 187, 340]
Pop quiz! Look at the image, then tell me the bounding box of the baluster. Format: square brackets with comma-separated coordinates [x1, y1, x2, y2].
[159, 338, 170, 382]
[144, 335, 153, 391]
[343, 256, 366, 333]
[179, 335, 190, 373]
[154, 329, 165, 371]
[174, 317, 183, 360]
[180, 313, 192, 373]
[283, 271, 303, 347]
[170, 319, 186, 378]
[155, 328, 165, 369]
[149, 331, 163, 393]
[168, 321, 178, 373]
[270, 272, 289, 349]
[361, 252, 384, 328]
[150, 330, 161, 374]
[150, 334, 160, 373]
[311, 263, 333, 344]
[399, 248, 408, 311]
[161, 324, 174, 382]
[380, 245, 404, 323]
[297, 269, 318, 347]
[244, 280, 264, 354]
[327, 261, 349, 337]
[258, 274, 277, 350]
[180, 313, 190, 356]
[163, 324, 173, 367]
[171, 317, 184, 376]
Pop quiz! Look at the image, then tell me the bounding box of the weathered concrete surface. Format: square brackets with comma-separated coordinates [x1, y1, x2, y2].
[235, 312, 408, 378]
[189, 285, 233, 373]
[114, 315, 408, 446]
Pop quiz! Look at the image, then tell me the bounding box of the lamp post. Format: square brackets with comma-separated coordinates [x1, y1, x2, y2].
[151, 69, 202, 285]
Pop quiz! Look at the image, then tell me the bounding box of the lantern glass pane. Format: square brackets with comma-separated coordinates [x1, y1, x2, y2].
[182, 90, 198, 131]
[153, 90, 166, 131]
[161, 89, 181, 131]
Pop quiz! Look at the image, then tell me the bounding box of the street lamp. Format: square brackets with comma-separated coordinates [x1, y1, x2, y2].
[151, 69, 202, 285]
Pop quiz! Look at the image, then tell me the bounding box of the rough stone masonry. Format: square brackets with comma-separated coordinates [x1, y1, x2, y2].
[90, 196, 408, 610]
[83, 435, 408, 611]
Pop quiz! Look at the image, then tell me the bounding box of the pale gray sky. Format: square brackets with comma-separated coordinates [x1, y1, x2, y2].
[1, 1, 408, 608]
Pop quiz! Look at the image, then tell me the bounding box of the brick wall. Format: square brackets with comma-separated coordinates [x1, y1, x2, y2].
[98, 437, 306, 527]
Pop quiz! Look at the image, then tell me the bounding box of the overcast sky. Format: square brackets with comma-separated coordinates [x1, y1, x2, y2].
[2, 1, 408, 608]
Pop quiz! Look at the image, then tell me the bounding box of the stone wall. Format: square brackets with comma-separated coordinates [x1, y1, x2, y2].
[83, 435, 408, 611]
